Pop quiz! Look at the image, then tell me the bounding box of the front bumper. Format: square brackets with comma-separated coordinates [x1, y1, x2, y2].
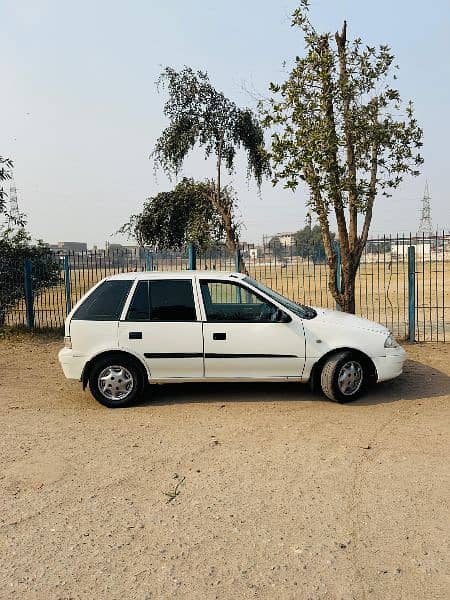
[372, 347, 407, 382]
[58, 348, 86, 380]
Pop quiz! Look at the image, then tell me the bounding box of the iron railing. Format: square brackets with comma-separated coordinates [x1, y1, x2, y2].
[1, 233, 449, 341]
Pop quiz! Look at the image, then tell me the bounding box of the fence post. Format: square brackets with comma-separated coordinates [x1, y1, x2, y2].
[188, 243, 196, 270]
[145, 251, 153, 271]
[334, 241, 342, 311]
[408, 245, 416, 342]
[63, 255, 72, 316]
[235, 248, 241, 273]
[24, 258, 34, 329]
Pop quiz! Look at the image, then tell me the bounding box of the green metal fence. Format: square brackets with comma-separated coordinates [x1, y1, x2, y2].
[1, 233, 449, 341]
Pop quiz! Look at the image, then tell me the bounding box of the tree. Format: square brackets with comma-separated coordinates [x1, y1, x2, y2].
[0, 157, 59, 327]
[0, 232, 60, 327]
[268, 236, 284, 260]
[0, 156, 13, 215]
[0, 156, 13, 214]
[294, 224, 335, 262]
[152, 67, 270, 269]
[365, 239, 392, 254]
[262, 2, 423, 312]
[121, 178, 238, 250]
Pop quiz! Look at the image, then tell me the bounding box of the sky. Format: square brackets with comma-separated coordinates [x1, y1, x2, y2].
[1, 0, 449, 248]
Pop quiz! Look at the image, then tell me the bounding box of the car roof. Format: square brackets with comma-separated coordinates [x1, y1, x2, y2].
[106, 270, 247, 281]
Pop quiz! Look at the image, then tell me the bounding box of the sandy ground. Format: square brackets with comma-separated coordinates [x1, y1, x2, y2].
[0, 335, 449, 600]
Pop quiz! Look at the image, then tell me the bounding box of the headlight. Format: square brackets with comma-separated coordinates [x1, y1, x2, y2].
[384, 333, 399, 349]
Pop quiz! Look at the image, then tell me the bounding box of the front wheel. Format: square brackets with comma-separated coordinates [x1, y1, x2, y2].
[320, 351, 368, 403]
[89, 355, 145, 408]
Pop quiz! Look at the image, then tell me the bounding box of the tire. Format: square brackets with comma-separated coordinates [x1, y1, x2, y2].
[320, 351, 368, 403]
[88, 355, 145, 408]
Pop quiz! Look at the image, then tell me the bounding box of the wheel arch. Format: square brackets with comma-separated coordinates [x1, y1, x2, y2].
[82, 350, 149, 390]
[309, 347, 378, 393]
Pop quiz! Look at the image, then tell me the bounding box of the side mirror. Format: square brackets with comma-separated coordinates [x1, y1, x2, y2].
[276, 309, 291, 323]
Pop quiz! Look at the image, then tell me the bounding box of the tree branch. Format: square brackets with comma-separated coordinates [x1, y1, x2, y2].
[317, 36, 350, 261]
[335, 21, 358, 253]
[304, 163, 342, 306]
[358, 140, 378, 257]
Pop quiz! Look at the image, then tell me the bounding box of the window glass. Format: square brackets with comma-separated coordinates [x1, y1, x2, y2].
[243, 276, 316, 319]
[73, 280, 132, 321]
[200, 280, 278, 322]
[126, 281, 150, 321]
[149, 280, 196, 321]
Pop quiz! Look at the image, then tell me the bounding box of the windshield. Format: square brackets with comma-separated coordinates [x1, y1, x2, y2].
[244, 277, 317, 320]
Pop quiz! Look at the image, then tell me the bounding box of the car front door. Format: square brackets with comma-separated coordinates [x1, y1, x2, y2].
[199, 279, 305, 379]
[118, 278, 204, 379]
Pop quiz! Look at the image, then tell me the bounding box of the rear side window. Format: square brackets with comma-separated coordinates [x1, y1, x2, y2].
[126, 279, 196, 322]
[72, 280, 132, 321]
[126, 281, 150, 321]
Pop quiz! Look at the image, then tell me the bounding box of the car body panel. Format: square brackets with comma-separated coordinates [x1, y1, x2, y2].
[58, 271, 406, 389]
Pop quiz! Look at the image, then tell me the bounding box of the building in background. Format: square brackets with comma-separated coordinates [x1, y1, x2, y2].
[263, 232, 296, 247]
[49, 241, 88, 253]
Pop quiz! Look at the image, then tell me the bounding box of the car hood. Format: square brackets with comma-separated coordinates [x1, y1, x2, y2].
[311, 307, 389, 335]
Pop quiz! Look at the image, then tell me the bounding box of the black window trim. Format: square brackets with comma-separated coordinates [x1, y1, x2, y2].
[198, 278, 289, 324]
[121, 277, 200, 323]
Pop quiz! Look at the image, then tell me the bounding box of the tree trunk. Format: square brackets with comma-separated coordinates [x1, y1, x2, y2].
[337, 248, 359, 313]
[212, 138, 247, 274]
[322, 231, 358, 314]
[340, 269, 356, 313]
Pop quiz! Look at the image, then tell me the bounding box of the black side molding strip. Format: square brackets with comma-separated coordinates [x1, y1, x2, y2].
[205, 353, 298, 359]
[144, 352, 203, 359]
[144, 353, 299, 359]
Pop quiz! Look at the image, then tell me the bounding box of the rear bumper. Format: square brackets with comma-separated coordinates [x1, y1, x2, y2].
[58, 348, 86, 380]
[373, 348, 406, 382]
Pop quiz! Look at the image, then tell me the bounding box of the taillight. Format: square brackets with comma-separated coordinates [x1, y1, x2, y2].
[64, 336, 72, 349]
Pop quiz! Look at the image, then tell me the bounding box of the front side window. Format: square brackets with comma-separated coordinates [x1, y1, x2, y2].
[73, 280, 133, 321]
[200, 280, 278, 322]
[243, 276, 317, 319]
[126, 279, 196, 322]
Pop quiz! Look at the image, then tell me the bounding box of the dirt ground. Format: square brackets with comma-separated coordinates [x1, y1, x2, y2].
[0, 335, 449, 600]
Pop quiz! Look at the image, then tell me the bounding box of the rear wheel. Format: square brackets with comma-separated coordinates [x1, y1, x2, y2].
[89, 355, 145, 408]
[320, 351, 368, 403]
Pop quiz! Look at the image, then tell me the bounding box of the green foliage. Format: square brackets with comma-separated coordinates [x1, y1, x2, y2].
[0, 157, 60, 326]
[263, 12, 422, 202]
[268, 235, 284, 259]
[121, 178, 238, 250]
[0, 156, 13, 216]
[365, 239, 391, 254]
[269, 225, 335, 262]
[293, 225, 335, 261]
[261, 2, 423, 311]
[153, 67, 270, 186]
[0, 230, 60, 326]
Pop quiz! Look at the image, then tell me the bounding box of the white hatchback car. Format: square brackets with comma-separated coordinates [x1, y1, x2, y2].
[58, 271, 406, 408]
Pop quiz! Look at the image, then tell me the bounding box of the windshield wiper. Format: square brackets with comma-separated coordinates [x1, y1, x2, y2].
[296, 303, 317, 319]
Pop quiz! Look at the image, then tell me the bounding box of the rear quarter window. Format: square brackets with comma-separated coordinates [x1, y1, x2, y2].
[72, 280, 133, 321]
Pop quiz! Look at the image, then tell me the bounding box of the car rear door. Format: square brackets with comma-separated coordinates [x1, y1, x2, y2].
[118, 277, 204, 379]
[198, 278, 305, 379]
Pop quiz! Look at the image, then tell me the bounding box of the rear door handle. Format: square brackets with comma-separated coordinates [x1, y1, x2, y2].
[129, 331, 142, 340]
[213, 332, 226, 340]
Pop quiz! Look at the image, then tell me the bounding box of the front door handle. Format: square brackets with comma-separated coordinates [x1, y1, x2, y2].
[213, 332, 226, 340]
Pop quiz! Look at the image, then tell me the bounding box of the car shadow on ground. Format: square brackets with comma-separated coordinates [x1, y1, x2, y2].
[138, 359, 450, 408]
